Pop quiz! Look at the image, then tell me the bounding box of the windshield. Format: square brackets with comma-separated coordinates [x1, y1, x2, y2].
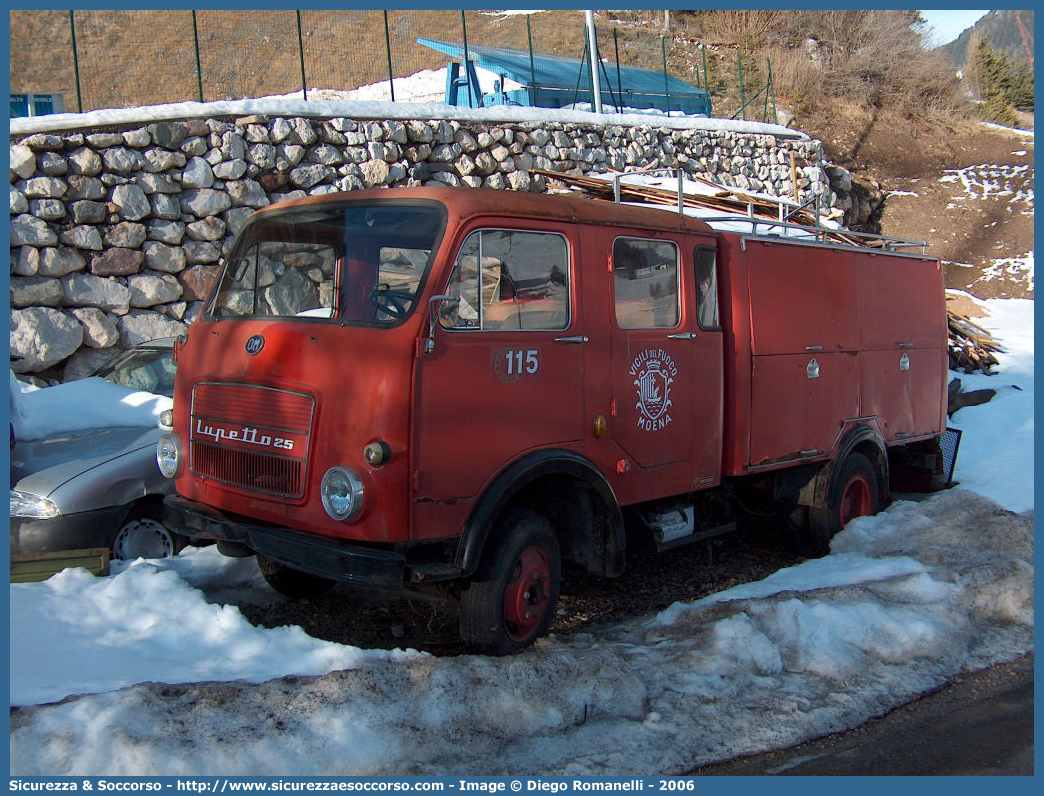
[207, 202, 444, 325]
[95, 346, 177, 398]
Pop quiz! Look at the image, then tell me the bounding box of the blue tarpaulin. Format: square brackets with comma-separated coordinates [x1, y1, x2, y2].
[417, 38, 711, 117]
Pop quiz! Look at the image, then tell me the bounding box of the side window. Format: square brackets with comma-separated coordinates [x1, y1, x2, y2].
[694, 246, 720, 330]
[613, 238, 679, 329]
[440, 229, 570, 331]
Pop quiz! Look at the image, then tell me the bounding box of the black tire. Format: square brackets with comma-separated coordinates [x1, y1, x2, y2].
[257, 556, 337, 599]
[460, 509, 561, 656]
[803, 452, 881, 556]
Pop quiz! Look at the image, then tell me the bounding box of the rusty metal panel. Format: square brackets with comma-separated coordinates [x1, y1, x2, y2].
[749, 352, 860, 467]
[745, 240, 860, 356]
[857, 254, 946, 350]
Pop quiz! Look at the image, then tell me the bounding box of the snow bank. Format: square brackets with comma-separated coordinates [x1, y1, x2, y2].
[10, 94, 806, 140]
[947, 299, 1034, 512]
[9, 490, 1033, 775]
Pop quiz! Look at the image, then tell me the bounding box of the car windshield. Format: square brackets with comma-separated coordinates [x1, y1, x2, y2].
[95, 346, 177, 398]
[206, 201, 445, 326]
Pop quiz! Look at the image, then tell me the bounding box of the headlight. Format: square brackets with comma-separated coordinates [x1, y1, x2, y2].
[156, 432, 183, 479]
[320, 466, 365, 521]
[10, 490, 61, 519]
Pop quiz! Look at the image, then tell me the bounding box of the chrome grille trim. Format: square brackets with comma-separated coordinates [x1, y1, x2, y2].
[189, 382, 314, 499]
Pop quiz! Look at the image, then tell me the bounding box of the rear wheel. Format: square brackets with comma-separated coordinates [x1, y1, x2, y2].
[805, 452, 880, 556]
[460, 509, 561, 656]
[257, 556, 337, 599]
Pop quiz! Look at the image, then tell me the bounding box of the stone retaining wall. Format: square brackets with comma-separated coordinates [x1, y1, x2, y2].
[10, 114, 864, 382]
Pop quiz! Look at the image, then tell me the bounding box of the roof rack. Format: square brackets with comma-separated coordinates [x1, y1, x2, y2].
[695, 216, 931, 254]
[534, 168, 931, 255]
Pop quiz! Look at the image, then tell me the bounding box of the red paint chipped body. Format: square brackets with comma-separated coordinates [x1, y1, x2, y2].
[161, 186, 948, 654]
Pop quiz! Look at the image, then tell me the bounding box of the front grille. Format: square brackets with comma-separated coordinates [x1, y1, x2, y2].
[189, 382, 314, 499]
[191, 440, 304, 498]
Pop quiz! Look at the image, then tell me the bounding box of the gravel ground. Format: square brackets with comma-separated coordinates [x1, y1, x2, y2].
[235, 521, 802, 655]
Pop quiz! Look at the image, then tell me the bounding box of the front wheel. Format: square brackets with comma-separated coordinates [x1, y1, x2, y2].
[805, 452, 881, 556]
[460, 509, 561, 656]
[112, 513, 185, 560]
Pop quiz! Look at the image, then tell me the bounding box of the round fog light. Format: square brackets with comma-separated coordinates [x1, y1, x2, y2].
[321, 466, 365, 521]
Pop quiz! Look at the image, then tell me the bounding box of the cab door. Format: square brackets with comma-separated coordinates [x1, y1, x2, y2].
[413, 222, 585, 514]
[609, 236, 722, 501]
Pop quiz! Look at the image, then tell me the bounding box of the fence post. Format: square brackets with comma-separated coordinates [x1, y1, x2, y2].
[461, 10, 473, 108]
[192, 11, 204, 103]
[768, 57, 777, 124]
[660, 35, 671, 117]
[526, 14, 537, 106]
[737, 51, 745, 120]
[763, 58, 769, 122]
[613, 28, 623, 108]
[384, 10, 395, 102]
[702, 44, 709, 94]
[69, 10, 83, 113]
[296, 11, 308, 101]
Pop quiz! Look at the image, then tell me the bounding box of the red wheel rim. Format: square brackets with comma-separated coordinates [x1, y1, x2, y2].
[502, 544, 551, 642]
[839, 473, 874, 527]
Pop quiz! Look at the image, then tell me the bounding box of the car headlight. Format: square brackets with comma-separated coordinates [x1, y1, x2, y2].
[156, 432, 183, 479]
[10, 490, 61, 520]
[320, 466, 365, 521]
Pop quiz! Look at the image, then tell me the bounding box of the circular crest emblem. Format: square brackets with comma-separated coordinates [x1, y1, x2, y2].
[245, 335, 265, 356]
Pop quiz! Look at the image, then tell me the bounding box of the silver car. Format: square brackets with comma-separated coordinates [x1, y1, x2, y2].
[10, 339, 188, 560]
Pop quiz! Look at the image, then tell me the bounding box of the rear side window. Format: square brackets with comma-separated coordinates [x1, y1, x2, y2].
[440, 229, 570, 331]
[613, 238, 680, 329]
[694, 246, 720, 330]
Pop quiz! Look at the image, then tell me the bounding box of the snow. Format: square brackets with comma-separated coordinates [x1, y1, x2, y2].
[946, 297, 1034, 513]
[10, 70, 807, 140]
[10, 374, 172, 441]
[8, 299, 1034, 775]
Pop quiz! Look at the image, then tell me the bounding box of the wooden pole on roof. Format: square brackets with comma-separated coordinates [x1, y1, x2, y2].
[789, 151, 799, 203]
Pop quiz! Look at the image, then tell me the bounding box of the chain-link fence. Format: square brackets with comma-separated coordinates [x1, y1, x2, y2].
[10, 9, 776, 123]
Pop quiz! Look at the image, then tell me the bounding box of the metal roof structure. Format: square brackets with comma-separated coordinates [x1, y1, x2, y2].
[417, 38, 711, 117]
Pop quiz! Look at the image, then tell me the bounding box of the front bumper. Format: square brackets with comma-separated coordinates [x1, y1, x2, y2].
[162, 495, 407, 589]
[10, 506, 125, 556]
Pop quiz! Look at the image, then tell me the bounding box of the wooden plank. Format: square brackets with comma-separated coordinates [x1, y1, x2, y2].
[10, 548, 110, 582]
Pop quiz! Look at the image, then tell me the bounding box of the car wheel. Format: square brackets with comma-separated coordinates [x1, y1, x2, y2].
[112, 515, 184, 560]
[257, 555, 337, 599]
[460, 508, 561, 656]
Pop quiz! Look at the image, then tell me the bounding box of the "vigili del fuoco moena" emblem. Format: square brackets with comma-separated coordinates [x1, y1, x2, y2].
[630, 348, 677, 431]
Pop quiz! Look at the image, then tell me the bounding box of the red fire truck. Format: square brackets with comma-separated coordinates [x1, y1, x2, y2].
[159, 186, 948, 654]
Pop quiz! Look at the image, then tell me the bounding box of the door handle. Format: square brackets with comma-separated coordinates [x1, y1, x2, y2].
[668, 332, 697, 340]
[554, 335, 589, 344]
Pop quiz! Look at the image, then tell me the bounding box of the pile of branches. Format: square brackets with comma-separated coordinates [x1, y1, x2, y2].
[948, 310, 1005, 374]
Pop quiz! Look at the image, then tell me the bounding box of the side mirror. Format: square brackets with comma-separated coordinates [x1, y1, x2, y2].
[425, 294, 457, 354]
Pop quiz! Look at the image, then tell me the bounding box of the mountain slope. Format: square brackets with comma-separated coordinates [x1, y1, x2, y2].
[942, 9, 1034, 68]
